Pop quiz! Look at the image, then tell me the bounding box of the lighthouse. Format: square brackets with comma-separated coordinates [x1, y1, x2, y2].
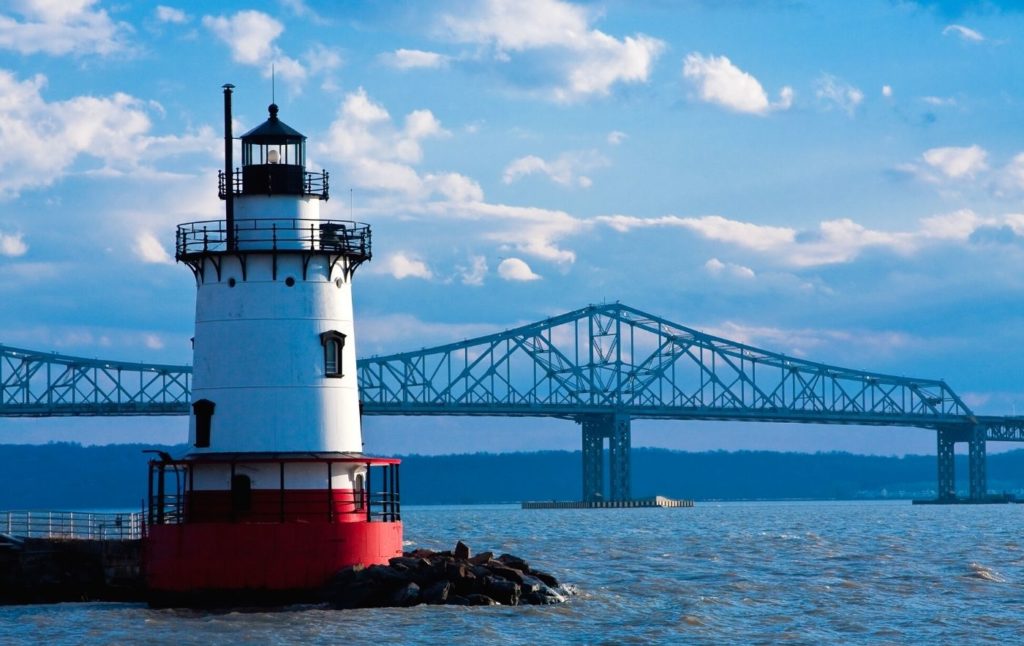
[145, 86, 402, 604]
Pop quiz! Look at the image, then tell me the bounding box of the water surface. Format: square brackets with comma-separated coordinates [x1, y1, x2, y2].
[2, 501, 1021, 644]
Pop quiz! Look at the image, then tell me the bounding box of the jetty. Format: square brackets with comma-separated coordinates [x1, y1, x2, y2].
[521, 495, 693, 509]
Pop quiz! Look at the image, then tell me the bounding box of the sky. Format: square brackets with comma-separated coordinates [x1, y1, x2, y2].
[0, 0, 1023, 456]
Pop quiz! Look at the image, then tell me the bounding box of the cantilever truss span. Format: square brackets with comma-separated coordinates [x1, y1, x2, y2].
[4, 303, 1023, 503]
[358, 303, 975, 428]
[0, 345, 190, 417]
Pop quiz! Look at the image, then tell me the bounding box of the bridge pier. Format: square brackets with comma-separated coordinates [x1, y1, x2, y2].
[578, 414, 631, 502]
[935, 425, 988, 502]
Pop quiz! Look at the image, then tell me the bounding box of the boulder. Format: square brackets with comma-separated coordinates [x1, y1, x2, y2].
[326, 545, 572, 609]
[421, 580, 450, 605]
[389, 582, 420, 607]
[484, 576, 521, 606]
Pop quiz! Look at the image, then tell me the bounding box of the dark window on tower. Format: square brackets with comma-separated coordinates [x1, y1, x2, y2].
[192, 399, 215, 448]
[320, 331, 346, 378]
[231, 474, 252, 514]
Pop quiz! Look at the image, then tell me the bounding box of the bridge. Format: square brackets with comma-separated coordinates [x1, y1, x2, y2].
[3, 303, 1022, 503]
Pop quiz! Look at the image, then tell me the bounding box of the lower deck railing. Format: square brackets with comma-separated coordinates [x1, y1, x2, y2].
[0, 510, 144, 540]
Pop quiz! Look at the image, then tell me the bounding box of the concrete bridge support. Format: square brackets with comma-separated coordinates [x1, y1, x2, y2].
[936, 425, 988, 502]
[579, 414, 631, 502]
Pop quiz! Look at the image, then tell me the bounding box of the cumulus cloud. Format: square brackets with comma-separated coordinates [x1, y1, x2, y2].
[0, 231, 27, 257]
[943, 24, 984, 42]
[380, 48, 450, 70]
[317, 88, 483, 202]
[497, 257, 541, 281]
[133, 231, 173, 264]
[428, 201, 585, 264]
[0, 69, 215, 198]
[440, 0, 664, 102]
[502, 150, 607, 188]
[683, 53, 792, 115]
[816, 74, 864, 116]
[704, 257, 755, 279]
[607, 130, 627, 145]
[458, 255, 488, 286]
[703, 322, 917, 360]
[203, 11, 306, 86]
[0, 0, 131, 56]
[597, 208, 1011, 268]
[380, 252, 433, 280]
[882, 85, 893, 97]
[1000, 153, 1024, 191]
[922, 145, 988, 179]
[155, 6, 188, 24]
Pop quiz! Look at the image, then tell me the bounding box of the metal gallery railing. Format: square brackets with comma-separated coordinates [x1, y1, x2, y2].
[0, 510, 144, 540]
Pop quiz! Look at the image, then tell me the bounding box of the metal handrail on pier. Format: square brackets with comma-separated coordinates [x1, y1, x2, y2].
[0, 510, 143, 540]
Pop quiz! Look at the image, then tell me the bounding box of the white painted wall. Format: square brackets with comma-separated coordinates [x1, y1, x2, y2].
[187, 193, 365, 454]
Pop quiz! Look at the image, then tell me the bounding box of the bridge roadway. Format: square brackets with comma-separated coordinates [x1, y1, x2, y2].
[2, 303, 1022, 503]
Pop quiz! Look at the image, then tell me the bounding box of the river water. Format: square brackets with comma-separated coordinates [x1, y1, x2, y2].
[1, 501, 1022, 644]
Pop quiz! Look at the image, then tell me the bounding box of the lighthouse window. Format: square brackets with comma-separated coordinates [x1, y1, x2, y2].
[320, 331, 346, 378]
[192, 399, 215, 448]
[231, 474, 252, 514]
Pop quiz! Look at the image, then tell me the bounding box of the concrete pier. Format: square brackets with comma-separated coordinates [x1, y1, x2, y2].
[521, 496, 694, 509]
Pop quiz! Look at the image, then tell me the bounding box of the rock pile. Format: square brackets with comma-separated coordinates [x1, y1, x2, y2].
[327, 541, 574, 609]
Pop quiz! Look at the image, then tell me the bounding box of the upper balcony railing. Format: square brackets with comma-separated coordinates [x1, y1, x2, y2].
[175, 218, 371, 263]
[218, 166, 329, 200]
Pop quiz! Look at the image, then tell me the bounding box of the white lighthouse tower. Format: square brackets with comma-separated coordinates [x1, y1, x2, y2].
[145, 86, 402, 604]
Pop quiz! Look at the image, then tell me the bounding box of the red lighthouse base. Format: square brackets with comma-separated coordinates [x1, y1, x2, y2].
[146, 521, 402, 605]
[144, 454, 403, 607]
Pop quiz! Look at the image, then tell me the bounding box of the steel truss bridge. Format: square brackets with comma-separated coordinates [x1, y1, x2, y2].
[3, 303, 1022, 503]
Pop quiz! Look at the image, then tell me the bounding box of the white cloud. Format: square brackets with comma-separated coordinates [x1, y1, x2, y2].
[440, 0, 664, 102]
[502, 150, 608, 188]
[607, 130, 627, 145]
[381, 48, 449, 70]
[458, 255, 488, 286]
[704, 257, 755, 279]
[0, 231, 27, 257]
[943, 24, 984, 42]
[381, 252, 433, 280]
[922, 145, 988, 179]
[816, 74, 863, 116]
[155, 6, 188, 24]
[144, 334, 165, 350]
[882, 85, 893, 98]
[133, 231, 173, 264]
[202, 11, 306, 86]
[703, 321, 916, 360]
[319, 88, 468, 200]
[597, 209, 1016, 268]
[1000, 153, 1024, 191]
[683, 53, 792, 115]
[0, 0, 131, 56]
[279, 0, 327, 24]
[0, 69, 215, 199]
[497, 257, 541, 281]
[424, 172, 484, 202]
[922, 96, 956, 106]
[426, 200, 584, 264]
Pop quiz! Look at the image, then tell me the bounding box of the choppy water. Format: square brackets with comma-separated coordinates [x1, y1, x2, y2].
[2, 501, 1023, 644]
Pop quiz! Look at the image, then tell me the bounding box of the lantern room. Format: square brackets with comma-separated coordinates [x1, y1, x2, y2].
[224, 103, 328, 199]
[241, 103, 305, 166]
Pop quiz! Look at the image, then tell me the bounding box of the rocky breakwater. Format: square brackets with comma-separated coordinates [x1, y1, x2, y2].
[327, 541, 575, 609]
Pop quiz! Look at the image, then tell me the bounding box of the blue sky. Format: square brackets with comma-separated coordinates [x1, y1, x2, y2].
[1, 0, 1023, 455]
